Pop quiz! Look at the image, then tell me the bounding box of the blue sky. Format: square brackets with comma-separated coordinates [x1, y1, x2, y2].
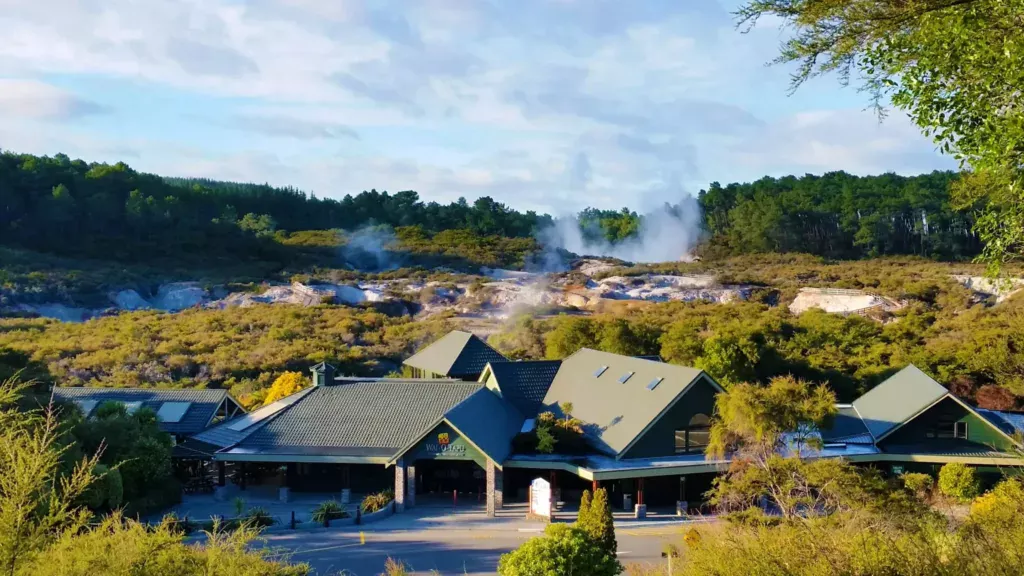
[0, 0, 955, 213]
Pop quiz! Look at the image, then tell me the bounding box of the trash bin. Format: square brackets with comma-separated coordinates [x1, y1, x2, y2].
[676, 500, 688, 516]
[622, 494, 633, 511]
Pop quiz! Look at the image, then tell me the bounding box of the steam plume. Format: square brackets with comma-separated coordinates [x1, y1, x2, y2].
[341, 226, 401, 271]
[538, 195, 703, 265]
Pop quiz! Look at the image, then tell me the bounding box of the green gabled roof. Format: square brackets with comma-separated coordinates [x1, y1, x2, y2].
[852, 365, 948, 441]
[403, 330, 507, 377]
[483, 360, 562, 417]
[218, 380, 482, 460]
[389, 387, 526, 467]
[539, 348, 715, 458]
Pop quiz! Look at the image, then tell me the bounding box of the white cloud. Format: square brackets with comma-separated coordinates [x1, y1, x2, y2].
[724, 108, 955, 177]
[0, 0, 955, 211]
[0, 79, 106, 121]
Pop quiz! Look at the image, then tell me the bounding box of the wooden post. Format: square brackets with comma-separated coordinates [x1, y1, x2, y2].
[217, 461, 226, 487]
[638, 478, 644, 506]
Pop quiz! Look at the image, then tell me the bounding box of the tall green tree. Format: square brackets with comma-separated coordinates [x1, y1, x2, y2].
[736, 0, 1024, 272]
[706, 376, 877, 520]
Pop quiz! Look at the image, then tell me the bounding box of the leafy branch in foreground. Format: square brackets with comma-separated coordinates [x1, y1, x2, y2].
[737, 0, 1024, 273]
[0, 377, 99, 576]
[0, 376, 307, 576]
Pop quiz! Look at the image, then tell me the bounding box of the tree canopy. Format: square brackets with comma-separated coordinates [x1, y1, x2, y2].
[736, 0, 1024, 271]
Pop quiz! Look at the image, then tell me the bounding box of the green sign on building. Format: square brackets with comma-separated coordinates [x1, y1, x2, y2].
[408, 423, 485, 466]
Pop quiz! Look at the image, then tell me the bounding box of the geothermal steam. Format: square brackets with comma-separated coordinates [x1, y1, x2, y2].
[539, 195, 703, 264]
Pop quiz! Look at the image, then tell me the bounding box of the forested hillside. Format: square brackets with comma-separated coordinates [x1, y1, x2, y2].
[698, 171, 978, 259]
[1, 151, 979, 268]
[0, 152, 548, 267]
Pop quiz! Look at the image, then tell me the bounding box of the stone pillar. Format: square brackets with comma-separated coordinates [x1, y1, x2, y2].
[394, 457, 406, 513]
[406, 462, 416, 508]
[486, 460, 503, 517]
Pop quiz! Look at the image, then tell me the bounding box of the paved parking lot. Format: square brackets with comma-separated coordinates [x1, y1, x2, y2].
[254, 505, 702, 575]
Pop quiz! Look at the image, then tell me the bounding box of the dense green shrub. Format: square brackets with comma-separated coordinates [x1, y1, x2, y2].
[30, 516, 307, 575]
[361, 489, 394, 514]
[69, 403, 178, 515]
[938, 463, 980, 503]
[82, 464, 123, 511]
[901, 473, 935, 499]
[497, 524, 622, 576]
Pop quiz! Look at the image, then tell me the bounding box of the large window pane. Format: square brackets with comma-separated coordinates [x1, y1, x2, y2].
[687, 429, 710, 452]
[674, 430, 687, 454]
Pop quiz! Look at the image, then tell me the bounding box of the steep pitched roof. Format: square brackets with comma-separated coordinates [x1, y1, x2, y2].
[218, 380, 482, 460]
[852, 365, 949, 441]
[389, 387, 526, 467]
[820, 405, 871, 443]
[539, 348, 713, 457]
[403, 331, 507, 377]
[483, 360, 562, 417]
[53, 387, 238, 435]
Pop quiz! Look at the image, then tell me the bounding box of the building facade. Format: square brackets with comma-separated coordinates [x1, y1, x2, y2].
[85, 330, 1023, 516]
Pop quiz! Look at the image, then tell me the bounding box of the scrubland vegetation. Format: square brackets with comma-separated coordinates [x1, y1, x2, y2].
[492, 257, 1024, 403]
[0, 306, 454, 407]
[0, 377, 307, 575]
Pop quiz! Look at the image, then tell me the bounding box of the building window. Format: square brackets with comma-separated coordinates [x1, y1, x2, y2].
[954, 421, 968, 439]
[674, 430, 687, 453]
[936, 415, 957, 439]
[675, 413, 711, 454]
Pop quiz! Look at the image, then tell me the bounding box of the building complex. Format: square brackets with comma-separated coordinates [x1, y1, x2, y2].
[56, 330, 1024, 515]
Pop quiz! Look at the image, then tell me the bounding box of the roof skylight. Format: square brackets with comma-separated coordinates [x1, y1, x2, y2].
[594, 366, 608, 378]
[646, 377, 663, 391]
[618, 371, 635, 384]
[157, 401, 192, 423]
[74, 400, 98, 417]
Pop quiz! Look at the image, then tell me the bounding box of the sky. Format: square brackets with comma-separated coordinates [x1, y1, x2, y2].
[0, 0, 957, 214]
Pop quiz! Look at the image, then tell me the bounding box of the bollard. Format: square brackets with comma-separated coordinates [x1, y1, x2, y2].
[360, 531, 365, 545]
[290, 511, 296, 530]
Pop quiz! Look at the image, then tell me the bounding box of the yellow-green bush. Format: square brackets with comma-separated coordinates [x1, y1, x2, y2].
[939, 463, 980, 503]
